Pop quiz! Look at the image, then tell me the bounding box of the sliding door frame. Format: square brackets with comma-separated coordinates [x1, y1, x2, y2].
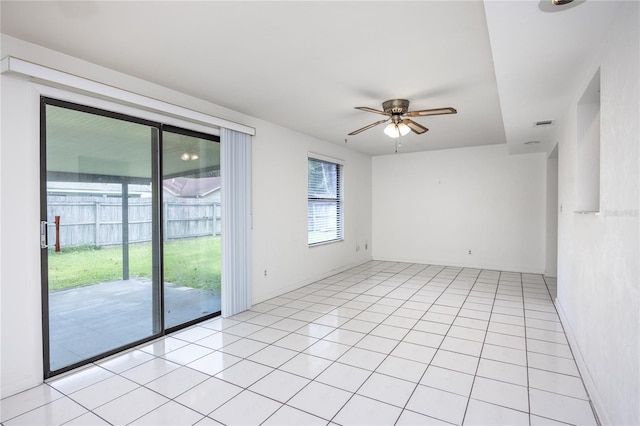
[40, 97, 221, 378]
[162, 124, 221, 334]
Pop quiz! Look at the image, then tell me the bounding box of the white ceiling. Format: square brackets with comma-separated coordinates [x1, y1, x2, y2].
[484, 0, 622, 155]
[0, 1, 624, 156]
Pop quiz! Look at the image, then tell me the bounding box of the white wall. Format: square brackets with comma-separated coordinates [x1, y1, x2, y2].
[251, 121, 373, 303]
[0, 67, 43, 400]
[0, 35, 372, 398]
[372, 144, 546, 273]
[555, 3, 639, 425]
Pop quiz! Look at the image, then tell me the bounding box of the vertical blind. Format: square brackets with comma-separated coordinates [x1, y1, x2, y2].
[308, 157, 343, 245]
[221, 128, 252, 317]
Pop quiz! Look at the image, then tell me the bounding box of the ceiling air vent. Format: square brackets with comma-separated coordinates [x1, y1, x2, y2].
[535, 120, 554, 127]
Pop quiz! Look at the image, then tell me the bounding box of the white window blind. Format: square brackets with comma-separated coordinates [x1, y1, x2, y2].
[221, 128, 252, 317]
[308, 157, 343, 245]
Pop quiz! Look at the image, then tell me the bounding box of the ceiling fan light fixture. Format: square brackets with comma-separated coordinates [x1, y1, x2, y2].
[384, 123, 399, 138]
[384, 122, 410, 138]
[181, 152, 200, 161]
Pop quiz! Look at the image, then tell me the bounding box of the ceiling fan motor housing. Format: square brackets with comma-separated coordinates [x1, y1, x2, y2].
[383, 99, 410, 115]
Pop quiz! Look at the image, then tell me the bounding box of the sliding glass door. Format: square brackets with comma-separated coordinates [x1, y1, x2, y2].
[162, 127, 221, 329]
[42, 99, 161, 374]
[41, 98, 220, 376]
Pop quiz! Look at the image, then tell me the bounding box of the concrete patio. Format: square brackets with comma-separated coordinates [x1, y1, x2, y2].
[48, 278, 220, 371]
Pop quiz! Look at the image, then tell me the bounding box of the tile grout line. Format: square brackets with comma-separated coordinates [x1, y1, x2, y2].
[253, 262, 432, 425]
[322, 262, 449, 425]
[279, 263, 438, 423]
[391, 265, 475, 425]
[460, 269, 500, 425]
[179, 265, 384, 424]
[540, 275, 601, 426]
[521, 273, 533, 426]
[257, 265, 494, 425]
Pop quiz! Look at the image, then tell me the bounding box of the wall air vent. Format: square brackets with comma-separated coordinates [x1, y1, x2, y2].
[535, 120, 554, 127]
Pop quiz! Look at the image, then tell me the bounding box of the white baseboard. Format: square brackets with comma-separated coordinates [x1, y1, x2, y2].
[252, 257, 373, 305]
[555, 298, 609, 426]
[371, 256, 544, 275]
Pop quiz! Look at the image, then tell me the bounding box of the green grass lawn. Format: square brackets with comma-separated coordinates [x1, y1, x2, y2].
[48, 236, 221, 292]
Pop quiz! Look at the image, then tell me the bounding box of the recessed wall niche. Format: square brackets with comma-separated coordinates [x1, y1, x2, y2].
[575, 69, 601, 213]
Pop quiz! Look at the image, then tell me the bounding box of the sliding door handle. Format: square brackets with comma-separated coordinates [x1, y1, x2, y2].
[40, 221, 48, 249]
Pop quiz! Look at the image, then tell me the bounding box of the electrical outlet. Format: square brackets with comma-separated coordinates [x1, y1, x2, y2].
[264, 269, 267, 277]
[365, 241, 368, 250]
[468, 250, 472, 255]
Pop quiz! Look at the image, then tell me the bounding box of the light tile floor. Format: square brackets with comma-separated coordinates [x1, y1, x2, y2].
[1, 261, 596, 426]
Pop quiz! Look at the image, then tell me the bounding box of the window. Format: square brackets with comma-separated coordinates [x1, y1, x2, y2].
[308, 156, 343, 245]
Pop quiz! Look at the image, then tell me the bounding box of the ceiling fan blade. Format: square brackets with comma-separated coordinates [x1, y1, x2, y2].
[355, 106, 390, 116]
[405, 107, 457, 117]
[402, 119, 429, 134]
[348, 119, 389, 136]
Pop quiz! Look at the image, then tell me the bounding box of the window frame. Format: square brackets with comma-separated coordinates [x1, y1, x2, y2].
[307, 154, 344, 246]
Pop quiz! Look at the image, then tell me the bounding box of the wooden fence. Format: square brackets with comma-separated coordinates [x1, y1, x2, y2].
[47, 196, 220, 248]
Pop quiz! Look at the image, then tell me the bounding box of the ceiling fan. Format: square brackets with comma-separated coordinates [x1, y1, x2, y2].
[348, 99, 457, 138]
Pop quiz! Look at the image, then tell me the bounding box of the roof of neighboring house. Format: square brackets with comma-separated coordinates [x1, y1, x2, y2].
[163, 177, 221, 198]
